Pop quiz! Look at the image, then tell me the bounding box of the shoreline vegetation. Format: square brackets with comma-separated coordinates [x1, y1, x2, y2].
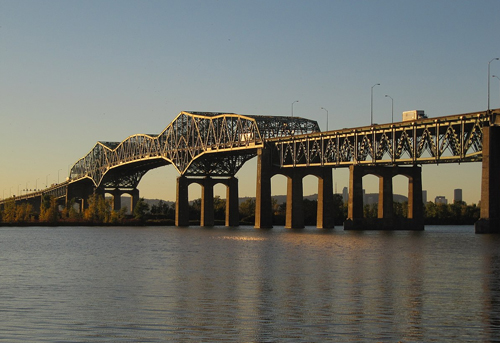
[0, 194, 480, 227]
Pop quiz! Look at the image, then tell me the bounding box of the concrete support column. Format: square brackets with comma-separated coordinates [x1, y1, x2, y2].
[407, 167, 423, 218]
[317, 168, 334, 229]
[201, 176, 214, 227]
[476, 126, 500, 233]
[406, 166, 424, 230]
[285, 170, 304, 229]
[175, 176, 189, 226]
[378, 169, 394, 220]
[347, 165, 364, 220]
[110, 189, 122, 211]
[226, 176, 239, 227]
[255, 148, 273, 229]
[130, 189, 139, 214]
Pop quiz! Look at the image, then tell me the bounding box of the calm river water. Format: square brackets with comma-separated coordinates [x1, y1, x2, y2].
[1, 225, 500, 342]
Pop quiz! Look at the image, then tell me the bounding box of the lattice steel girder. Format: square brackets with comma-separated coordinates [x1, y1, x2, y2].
[69, 111, 320, 187]
[274, 110, 494, 168]
[184, 151, 258, 176]
[100, 159, 168, 189]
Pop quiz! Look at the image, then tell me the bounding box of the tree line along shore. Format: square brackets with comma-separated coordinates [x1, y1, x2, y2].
[0, 194, 480, 226]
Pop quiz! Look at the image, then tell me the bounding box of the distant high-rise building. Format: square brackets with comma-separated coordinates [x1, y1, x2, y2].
[435, 196, 447, 205]
[454, 189, 463, 203]
[342, 187, 348, 203]
[422, 190, 427, 204]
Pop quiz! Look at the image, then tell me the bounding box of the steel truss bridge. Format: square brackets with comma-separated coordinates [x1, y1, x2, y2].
[273, 110, 493, 168]
[69, 111, 320, 189]
[69, 109, 496, 189]
[2, 108, 500, 233]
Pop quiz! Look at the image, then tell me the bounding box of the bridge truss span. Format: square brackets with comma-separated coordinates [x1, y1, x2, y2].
[69, 111, 320, 187]
[274, 110, 495, 168]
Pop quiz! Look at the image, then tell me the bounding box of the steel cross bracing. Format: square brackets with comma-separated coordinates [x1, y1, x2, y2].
[69, 111, 320, 187]
[273, 110, 496, 168]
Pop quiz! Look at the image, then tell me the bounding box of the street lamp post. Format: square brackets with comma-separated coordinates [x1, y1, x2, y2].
[291, 100, 299, 117]
[488, 58, 499, 112]
[493, 75, 500, 108]
[371, 83, 380, 125]
[385, 95, 394, 123]
[46, 174, 50, 188]
[321, 107, 329, 131]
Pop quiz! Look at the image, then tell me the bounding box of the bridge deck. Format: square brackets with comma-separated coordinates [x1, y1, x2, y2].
[271, 109, 498, 168]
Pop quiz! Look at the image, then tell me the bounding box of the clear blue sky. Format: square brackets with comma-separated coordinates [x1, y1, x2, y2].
[1, 0, 499, 204]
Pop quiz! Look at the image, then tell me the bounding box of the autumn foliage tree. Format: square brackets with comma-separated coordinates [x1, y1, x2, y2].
[39, 195, 59, 223]
[83, 193, 112, 223]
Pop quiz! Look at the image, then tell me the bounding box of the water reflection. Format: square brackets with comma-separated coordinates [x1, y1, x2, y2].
[481, 234, 500, 341]
[0, 226, 498, 341]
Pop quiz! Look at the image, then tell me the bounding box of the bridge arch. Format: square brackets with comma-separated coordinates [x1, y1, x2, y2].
[174, 175, 240, 227]
[104, 188, 140, 214]
[345, 165, 423, 230]
[254, 147, 334, 229]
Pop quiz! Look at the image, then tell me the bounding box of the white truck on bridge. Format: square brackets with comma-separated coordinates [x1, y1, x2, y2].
[402, 110, 427, 121]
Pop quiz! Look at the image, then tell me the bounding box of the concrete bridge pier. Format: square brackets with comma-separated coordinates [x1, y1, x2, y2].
[284, 167, 335, 229]
[316, 167, 335, 229]
[405, 167, 424, 230]
[200, 176, 239, 227]
[344, 165, 423, 230]
[109, 189, 122, 211]
[378, 167, 394, 223]
[175, 175, 240, 227]
[254, 147, 335, 229]
[476, 126, 500, 233]
[225, 176, 239, 227]
[285, 169, 305, 229]
[200, 176, 214, 227]
[175, 176, 189, 226]
[255, 148, 273, 229]
[128, 189, 140, 214]
[344, 165, 365, 230]
[99, 187, 136, 213]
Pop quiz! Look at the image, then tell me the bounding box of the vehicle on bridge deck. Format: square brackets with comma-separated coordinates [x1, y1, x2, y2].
[402, 110, 427, 121]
